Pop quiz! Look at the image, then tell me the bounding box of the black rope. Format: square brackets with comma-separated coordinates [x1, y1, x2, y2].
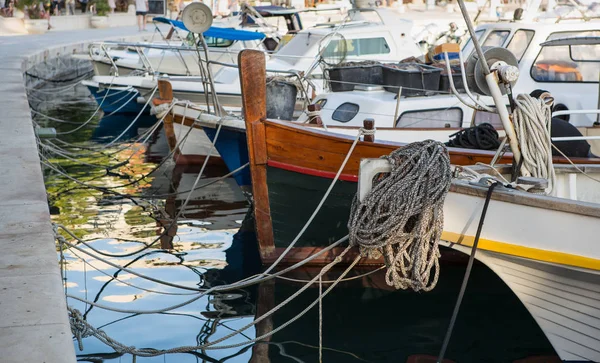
[445, 123, 501, 150]
[437, 182, 499, 363]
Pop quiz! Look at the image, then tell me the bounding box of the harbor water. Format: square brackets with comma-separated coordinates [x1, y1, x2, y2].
[34, 79, 561, 363]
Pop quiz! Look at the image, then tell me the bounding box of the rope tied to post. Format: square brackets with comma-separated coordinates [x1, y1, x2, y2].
[150, 99, 178, 119]
[348, 140, 452, 292]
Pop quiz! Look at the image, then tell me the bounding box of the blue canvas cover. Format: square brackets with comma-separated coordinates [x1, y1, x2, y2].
[153, 17, 266, 41]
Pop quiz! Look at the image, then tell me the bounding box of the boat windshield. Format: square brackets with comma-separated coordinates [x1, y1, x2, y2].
[461, 29, 485, 56]
[272, 32, 324, 65]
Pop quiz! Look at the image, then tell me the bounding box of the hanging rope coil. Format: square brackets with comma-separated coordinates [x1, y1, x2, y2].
[512, 94, 556, 193]
[348, 140, 452, 292]
[445, 123, 501, 150]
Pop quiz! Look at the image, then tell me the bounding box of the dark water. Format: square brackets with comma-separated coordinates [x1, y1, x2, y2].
[34, 79, 559, 363]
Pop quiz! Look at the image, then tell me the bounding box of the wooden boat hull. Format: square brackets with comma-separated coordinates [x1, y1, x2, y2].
[236, 49, 600, 363]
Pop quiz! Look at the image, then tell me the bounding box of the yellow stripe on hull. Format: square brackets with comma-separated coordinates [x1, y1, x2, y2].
[441, 231, 600, 272]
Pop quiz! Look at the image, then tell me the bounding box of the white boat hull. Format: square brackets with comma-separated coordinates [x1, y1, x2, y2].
[453, 249, 600, 362]
[172, 122, 221, 162]
[439, 177, 600, 362]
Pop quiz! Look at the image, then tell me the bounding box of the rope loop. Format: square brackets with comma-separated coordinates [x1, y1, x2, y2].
[348, 140, 452, 292]
[359, 127, 376, 136]
[512, 93, 555, 193]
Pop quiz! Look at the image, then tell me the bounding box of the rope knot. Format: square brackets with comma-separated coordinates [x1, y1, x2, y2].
[360, 127, 376, 136]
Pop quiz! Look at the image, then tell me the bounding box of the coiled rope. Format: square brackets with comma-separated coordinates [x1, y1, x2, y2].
[512, 94, 556, 193]
[446, 123, 500, 150]
[348, 140, 452, 292]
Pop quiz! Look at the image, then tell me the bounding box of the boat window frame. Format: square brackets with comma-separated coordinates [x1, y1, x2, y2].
[395, 107, 464, 128]
[505, 28, 535, 62]
[482, 29, 511, 47]
[530, 30, 600, 84]
[331, 102, 360, 123]
[324, 36, 392, 59]
[461, 28, 486, 57]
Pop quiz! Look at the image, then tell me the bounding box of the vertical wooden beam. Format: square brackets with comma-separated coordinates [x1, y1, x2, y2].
[157, 78, 173, 103]
[363, 118, 375, 142]
[239, 50, 276, 258]
[155, 79, 181, 157]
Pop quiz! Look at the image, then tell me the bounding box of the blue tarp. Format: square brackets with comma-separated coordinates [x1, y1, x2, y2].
[153, 17, 266, 41]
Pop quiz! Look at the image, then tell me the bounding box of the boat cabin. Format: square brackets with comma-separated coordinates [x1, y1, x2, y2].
[310, 22, 600, 130]
[462, 20, 600, 126]
[214, 8, 423, 89]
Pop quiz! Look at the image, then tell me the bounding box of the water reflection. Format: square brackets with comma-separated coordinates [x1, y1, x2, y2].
[37, 78, 559, 363]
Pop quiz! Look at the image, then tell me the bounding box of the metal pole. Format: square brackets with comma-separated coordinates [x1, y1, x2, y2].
[456, 0, 490, 76]
[596, 71, 600, 124]
[456, 0, 522, 163]
[199, 34, 223, 117]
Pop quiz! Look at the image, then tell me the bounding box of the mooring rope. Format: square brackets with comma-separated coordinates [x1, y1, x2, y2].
[66, 247, 360, 355]
[348, 140, 452, 292]
[512, 94, 556, 193]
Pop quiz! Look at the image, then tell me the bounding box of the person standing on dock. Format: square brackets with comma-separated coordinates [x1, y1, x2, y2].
[135, 0, 148, 31]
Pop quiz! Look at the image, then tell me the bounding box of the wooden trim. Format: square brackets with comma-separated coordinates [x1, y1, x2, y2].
[239, 50, 275, 258]
[267, 160, 359, 182]
[171, 112, 203, 130]
[264, 118, 600, 166]
[302, 124, 466, 131]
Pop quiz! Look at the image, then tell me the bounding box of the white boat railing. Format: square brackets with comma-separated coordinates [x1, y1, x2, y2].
[551, 109, 600, 142]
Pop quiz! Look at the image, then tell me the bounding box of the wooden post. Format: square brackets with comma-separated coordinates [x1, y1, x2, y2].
[155, 79, 181, 156]
[307, 104, 323, 126]
[363, 118, 375, 142]
[239, 50, 276, 257]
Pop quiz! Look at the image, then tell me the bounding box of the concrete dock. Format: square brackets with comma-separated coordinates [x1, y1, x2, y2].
[0, 26, 154, 363]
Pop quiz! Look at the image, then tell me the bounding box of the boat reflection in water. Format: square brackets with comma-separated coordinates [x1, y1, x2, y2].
[66, 212, 560, 362]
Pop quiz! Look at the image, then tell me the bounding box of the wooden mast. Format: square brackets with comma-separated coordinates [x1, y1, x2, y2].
[238, 50, 276, 258]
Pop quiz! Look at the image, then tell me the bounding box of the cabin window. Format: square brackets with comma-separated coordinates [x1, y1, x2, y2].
[186, 33, 234, 48]
[531, 31, 600, 83]
[506, 29, 534, 62]
[396, 108, 463, 128]
[203, 36, 235, 48]
[324, 37, 391, 58]
[332, 102, 359, 122]
[482, 30, 510, 47]
[461, 29, 485, 57]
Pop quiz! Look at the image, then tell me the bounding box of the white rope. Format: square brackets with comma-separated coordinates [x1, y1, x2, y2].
[512, 94, 556, 194]
[150, 102, 173, 119]
[53, 76, 116, 135]
[66, 247, 361, 355]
